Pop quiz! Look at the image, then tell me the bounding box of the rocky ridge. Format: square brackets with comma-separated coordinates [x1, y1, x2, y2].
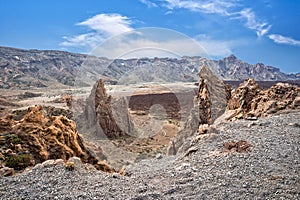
[1, 46, 299, 89]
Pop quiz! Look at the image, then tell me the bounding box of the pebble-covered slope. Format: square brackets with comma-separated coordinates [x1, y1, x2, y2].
[0, 111, 299, 199]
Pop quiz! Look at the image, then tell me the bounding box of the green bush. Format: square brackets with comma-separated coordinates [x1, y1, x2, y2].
[6, 134, 23, 144]
[5, 154, 32, 170]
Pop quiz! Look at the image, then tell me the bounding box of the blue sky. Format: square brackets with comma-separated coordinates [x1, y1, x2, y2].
[0, 0, 299, 73]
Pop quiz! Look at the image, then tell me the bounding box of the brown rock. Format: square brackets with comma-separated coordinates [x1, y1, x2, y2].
[224, 140, 251, 153]
[0, 105, 113, 174]
[293, 96, 300, 107]
[198, 124, 210, 134]
[168, 66, 230, 155]
[197, 65, 231, 124]
[226, 79, 300, 120]
[0, 167, 14, 177]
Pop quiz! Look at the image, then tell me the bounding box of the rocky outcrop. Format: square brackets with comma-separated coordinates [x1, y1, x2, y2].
[167, 66, 230, 155]
[226, 78, 300, 120]
[197, 65, 231, 124]
[0, 105, 114, 174]
[80, 79, 133, 138]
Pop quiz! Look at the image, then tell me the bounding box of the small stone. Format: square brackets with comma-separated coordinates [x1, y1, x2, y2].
[288, 123, 300, 128]
[41, 159, 55, 167]
[246, 117, 258, 121]
[112, 173, 120, 178]
[155, 153, 163, 159]
[247, 122, 257, 127]
[259, 122, 271, 126]
[68, 157, 82, 165]
[137, 186, 147, 193]
[0, 167, 14, 177]
[191, 167, 198, 172]
[65, 161, 75, 171]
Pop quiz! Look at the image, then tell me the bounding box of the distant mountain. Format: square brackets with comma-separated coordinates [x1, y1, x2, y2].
[0, 46, 298, 89]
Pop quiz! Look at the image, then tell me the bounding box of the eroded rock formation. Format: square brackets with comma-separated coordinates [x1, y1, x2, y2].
[0, 105, 114, 175]
[167, 66, 230, 155]
[197, 65, 231, 124]
[81, 79, 133, 138]
[226, 78, 300, 120]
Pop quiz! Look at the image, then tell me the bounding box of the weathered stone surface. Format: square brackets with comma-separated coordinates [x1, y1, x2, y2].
[81, 79, 133, 138]
[226, 78, 300, 120]
[168, 66, 230, 155]
[0, 105, 112, 175]
[0, 167, 14, 177]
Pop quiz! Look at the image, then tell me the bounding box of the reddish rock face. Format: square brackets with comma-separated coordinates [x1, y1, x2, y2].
[226, 78, 300, 120]
[0, 105, 109, 173]
[227, 78, 260, 111]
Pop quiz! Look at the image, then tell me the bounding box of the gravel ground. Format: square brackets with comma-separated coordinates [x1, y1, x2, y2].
[1, 111, 299, 199]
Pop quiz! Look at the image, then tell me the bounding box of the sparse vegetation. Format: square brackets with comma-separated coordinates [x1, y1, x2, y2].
[6, 134, 23, 144]
[5, 154, 32, 170]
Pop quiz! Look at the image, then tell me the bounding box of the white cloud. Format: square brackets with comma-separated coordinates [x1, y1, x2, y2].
[238, 8, 271, 37]
[60, 13, 133, 49]
[139, 0, 158, 8]
[164, 0, 235, 16]
[77, 13, 133, 35]
[269, 34, 300, 46]
[60, 33, 104, 49]
[162, 0, 271, 36]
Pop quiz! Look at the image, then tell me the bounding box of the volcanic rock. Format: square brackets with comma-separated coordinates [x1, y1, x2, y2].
[167, 66, 230, 155]
[0, 105, 113, 174]
[0, 167, 14, 177]
[197, 65, 231, 124]
[80, 79, 133, 138]
[226, 78, 300, 120]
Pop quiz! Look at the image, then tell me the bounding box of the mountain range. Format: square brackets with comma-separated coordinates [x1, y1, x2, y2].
[0, 46, 298, 89]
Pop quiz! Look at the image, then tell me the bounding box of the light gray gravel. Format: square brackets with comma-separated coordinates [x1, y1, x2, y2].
[1, 111, 299, 199]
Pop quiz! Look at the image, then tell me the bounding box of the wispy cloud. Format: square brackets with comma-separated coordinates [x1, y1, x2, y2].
[269, 34, 300, 46]
[238, 8, 271, 37]
[139, 0, 158, 8]
[60, 13, 133, 49]
[162, 0, 271, 37]
[164, 0, 236, 16]
[61, 33, 104, 49]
